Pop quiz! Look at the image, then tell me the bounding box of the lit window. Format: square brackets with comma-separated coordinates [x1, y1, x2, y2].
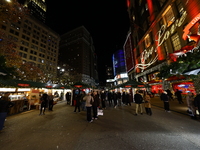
[171, 33, 181, 51]
[162, 6, 175, 27]
[144, 34, 151, 48]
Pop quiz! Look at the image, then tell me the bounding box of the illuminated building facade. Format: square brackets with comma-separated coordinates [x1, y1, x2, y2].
[59, 26, 98, 86]
[24, 0, 47, 23]
[0, 1, 59, 82]
[125, 0, 200, 94]
[112, 49, 128, 85]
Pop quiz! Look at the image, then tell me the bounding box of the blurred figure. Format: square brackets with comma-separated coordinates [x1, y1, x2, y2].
[117, 91, 122, 106]
[175, 89, 184, 104]
[122, 91, 126, 105]
[92, 91, 100, 120]
[166, 89, 174, 101]
[194, 92, 200, 119]
[39, 93, 48, 115]
[74, 89, 81, 113]
[134, 90, 144, 115]
[107, 91, 113, 107]
[126, 92, 131, 106]
[100, 90, 106, 109]
[160, 91, 170, 112]
[144, 92, 152, 116]
[113, 91, 118, 108]
[48, 93, 54, 111]
[65, 92, 71, 105]
[83, 92, 94, 123]
[186, 92, 196, 119]
[80, 91, 86, 111]
[0, 93, 14, 131]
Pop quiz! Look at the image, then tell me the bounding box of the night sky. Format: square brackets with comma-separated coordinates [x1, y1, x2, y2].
[19, 0, 130, 83]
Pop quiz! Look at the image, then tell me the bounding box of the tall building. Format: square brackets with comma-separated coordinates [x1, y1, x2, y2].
[59, 26, 98, 86]
[112, 49, 128, 85]
[124, 0, 200, 94]
[0, 0, 59, 82]
[24, 0, 47, 23]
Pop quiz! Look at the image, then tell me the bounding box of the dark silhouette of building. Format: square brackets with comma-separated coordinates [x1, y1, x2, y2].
[59, 26, 98, 86]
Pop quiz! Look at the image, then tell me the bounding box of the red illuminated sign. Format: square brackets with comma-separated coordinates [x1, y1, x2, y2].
[183, 13, 200, 40]
[74, 85, 82, 88]
[125, 85, 132, 88]
[46, 86, 52, 88]
[18, 83, 30, 87]
[138, 85, 144, 87]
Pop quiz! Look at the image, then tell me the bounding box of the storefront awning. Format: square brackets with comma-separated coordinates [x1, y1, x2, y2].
[183, 68, 200, 75]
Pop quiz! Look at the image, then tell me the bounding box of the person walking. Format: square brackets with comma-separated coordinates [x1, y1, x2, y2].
[175, 89, 184, 104]
[186, 92, 196, 119]
[194, 92, 200, 119]
[83, 92, 94, 123]
[144, 92, 152, 116]
[113, 91, 118, 108]
[166, 89, 174, 101]
[134, 90, 144, 115]
[48, 93, 54, 111]
[92, 91, 100, 120]
[74, 90, 82, 113]
[100, 90, 106, 109]
[0, 93, 14, 132]
[39, 93, 48, 115]
[107, 91, 113, 107]
[65, 92, 71, 105]
[80, 91, 86, 111]
[122, 91, 126, 105]
[160, 91, 170, 112]
[117, 91, 122, 106]
[126, 92, 131, 106]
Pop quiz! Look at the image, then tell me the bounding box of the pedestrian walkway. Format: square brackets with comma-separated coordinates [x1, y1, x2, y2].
[151, 96, 189, 116]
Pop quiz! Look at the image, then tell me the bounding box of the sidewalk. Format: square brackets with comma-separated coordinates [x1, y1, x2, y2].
[151, 96, 189, 116]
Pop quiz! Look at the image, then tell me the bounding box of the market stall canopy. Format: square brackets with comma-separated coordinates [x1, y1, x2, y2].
[72, 82, 91, 89]
[119, 80, 147, 88]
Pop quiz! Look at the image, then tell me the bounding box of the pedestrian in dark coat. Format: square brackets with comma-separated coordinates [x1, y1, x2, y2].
[92, 91, 100, 120]
[113, 91, 118, 108]
[134, 90, 144, 115]
[48, 93, 54, 111]
[126, 92, 131, 106]
[74, 93, 82, 113]
[0, 93, 14, 131]
[175, 89, 184, 104]
[194, 93, 200, 117]
[100, 91, 106, 109]
[122, 91, 126, 105]
[160, 91, 170, 112]
[107, 91, 113, 106]
[39, 93, 48, 115]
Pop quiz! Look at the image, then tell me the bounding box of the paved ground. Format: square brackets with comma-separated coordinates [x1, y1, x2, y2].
[0, 96, 200, 150]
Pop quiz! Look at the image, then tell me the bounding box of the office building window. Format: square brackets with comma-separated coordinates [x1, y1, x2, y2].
[171, 33, 181, 51]
[162, 6, 175, 27]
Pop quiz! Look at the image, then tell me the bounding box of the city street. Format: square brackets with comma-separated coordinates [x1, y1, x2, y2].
[0, 97, 200, 150]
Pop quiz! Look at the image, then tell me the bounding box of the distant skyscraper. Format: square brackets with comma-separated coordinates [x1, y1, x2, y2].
[59, 26, 98, 86]
[24, 0, 47, 23]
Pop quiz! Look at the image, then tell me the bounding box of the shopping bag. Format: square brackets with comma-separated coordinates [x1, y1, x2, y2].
[97, 108, 103, 116]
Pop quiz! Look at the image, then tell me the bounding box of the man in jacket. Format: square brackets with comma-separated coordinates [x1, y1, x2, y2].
[134, 90, 144, 115]
[0, 93, 14, 131]
[160, 91, 170, 112]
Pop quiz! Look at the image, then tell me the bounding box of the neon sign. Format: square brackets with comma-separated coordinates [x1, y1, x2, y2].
[135, 11, 187, 72]
[183, 13, 200, 40]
